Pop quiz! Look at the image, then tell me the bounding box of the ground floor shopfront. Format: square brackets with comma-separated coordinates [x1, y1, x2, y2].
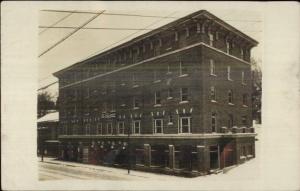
[58, 134, 256, 177]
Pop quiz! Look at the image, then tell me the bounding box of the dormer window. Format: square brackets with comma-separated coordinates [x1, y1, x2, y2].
[143, 44, 146, 53]
[175, 31, 178, 41]
[150, 41, 153, 50]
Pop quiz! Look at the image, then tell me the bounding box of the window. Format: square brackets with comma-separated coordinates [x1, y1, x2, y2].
[118, 122, 125, 134]
[215, 31, 219, 40]
[228, 114, 233, 128]
[133, 121, 140, 134]
[209, 33, 214, 46]
[211, 113, 217, 133]
[155, 91, 161, 105]
[168, 114, 173, 124]
[210, 86, 216, 101]
[228, 90, 233, 104]
[181, 88, 188, 102]
[240, 48, 244, 59]
[153, 70, 160, 82]
[243, 94, 248, 106]
[227, 66, 232, 80]
[133, 97, 140, 108]
[132, 73, 138, 86]
[167, 63, 171, 74]
[196, 23, 201, 33]
[168, 88, 173, 98]
[107, 123, 113, 134]
[72, 125, 78, 135]
[242, 71, 246, 84]
[85, 88, 90, 98]
[179, 61, 188, 76]
[226, 40, 230, 54]
[186, 27, 189, 37]
[96, 123, 102, 134]
[210, 59, 216, 75]
[242, 116, 247, 126]
[175, 31, 178, 41]
[180, 117, 191, 133]
[154, 119, 163, 134]
[85, 124, 90, 135]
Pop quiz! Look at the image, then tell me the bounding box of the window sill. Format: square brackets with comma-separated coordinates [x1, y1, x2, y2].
[167, 97, 173, 100]
[120, 83, 126, 86]
[166, 72, 172, 75]
[242, 105, 248, 108]
[154, 104, 162, 107]
[153, 80, 161, 83]
[179, 101, 189, 104]
[120, 104, 126, 107]
[211, 100, 217, 103]
[179, 74, 189, 78]
[227, 78, 233, 81]
[210, 74, 217, 77]
[132, 85, 139, 88]
[228, 103, 235, 106]
[133, 107, 140, 110]
[242, 83, 247, 86]
[168, 122, 174, 126]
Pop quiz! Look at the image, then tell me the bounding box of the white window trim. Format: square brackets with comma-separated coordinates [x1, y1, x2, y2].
[209, 33, 214, 46]
[210, 59, 216, 76]
[154, 119, 164, 134]
[227, 66, 233, 81]
[242, 71, 246, 85]
[118, 121, 125, 135]
[180, 87, 188, 102]
[179, 61, 188, 77]
[210, 86, 217, 102]
[97, 123, 102, 135]
[132, 120, 141, 134]
[107, 123, 113, 135]
[211, 113, 217, 133]
[179, 117, 191, 134]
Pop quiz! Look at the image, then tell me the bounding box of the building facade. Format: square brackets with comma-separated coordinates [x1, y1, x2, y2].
[37, 111, 59, 157]
[53, 10, 258, 176]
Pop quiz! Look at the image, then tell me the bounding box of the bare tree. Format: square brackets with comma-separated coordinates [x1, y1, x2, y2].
[38, 91, 56, 118]
[251, 58, 262, 124]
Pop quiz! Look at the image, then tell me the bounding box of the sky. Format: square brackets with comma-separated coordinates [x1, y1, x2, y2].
[38, 8, 262, 100]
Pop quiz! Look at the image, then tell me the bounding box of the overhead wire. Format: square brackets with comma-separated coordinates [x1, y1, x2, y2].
[39, 12, 73, 35]
[76, 11, 179, 63]
[38, 10, 106, 57]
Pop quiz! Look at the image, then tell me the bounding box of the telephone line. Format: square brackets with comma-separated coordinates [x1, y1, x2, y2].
[39, 12, 73, 35]
[39, 10, 105, 57]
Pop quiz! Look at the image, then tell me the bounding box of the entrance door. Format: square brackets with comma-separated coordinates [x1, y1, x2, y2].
[209, 145, 219, 170]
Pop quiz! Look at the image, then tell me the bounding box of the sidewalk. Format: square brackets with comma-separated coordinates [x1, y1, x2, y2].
[40, 157, 184, 180]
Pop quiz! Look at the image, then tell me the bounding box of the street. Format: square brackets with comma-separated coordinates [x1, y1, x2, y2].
[38, 159, 184, 181]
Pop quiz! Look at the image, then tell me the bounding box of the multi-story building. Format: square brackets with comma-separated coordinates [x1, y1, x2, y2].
[53, 10, 258, 176]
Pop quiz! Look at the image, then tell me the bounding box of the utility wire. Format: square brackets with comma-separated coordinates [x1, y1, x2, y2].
[39, 10, 105, 57]
[39, 26, 154, 31]
[41, 9, 261, 22]
[38, 81, 58, 91]
[77, 11, 178, 63]
[39, 12, 73, 35]
[38, 25, 262, 33]
[41, 9, 178, 19]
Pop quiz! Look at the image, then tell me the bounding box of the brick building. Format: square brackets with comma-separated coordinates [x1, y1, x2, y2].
[53, 10, 258, 176]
